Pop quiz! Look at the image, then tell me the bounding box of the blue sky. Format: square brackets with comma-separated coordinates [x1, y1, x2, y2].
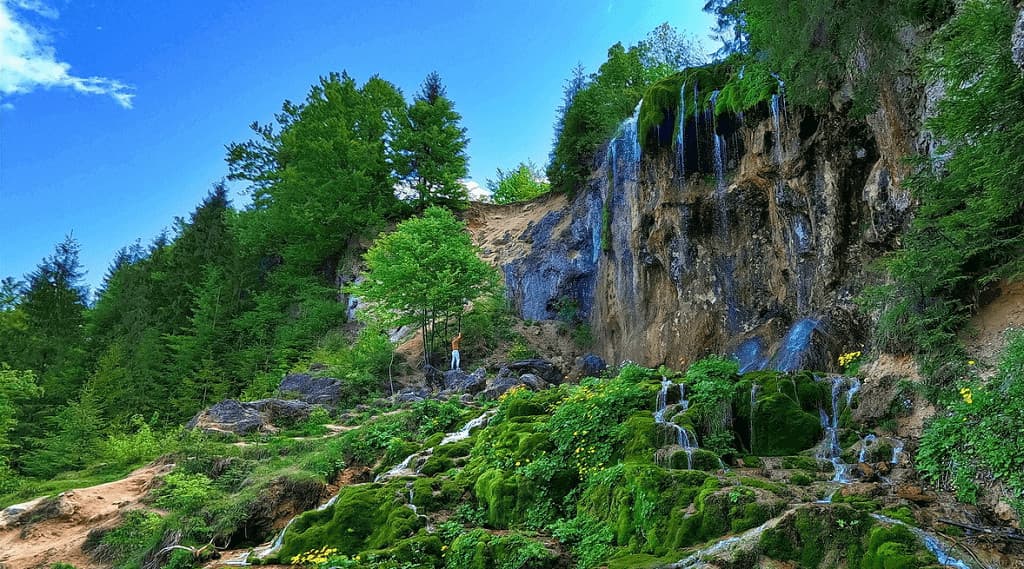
[0, 0, 714, 294]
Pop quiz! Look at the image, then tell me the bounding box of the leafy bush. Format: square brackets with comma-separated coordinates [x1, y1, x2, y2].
[685, 356, 740, 455]
[548, 24, 702, 194]
[488, 162, 551, 205]
[918, 332, 1024, 512]
[102, 415, 170, 466]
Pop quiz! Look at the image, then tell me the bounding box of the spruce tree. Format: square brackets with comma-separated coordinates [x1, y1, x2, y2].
[395, 72, 470, 209]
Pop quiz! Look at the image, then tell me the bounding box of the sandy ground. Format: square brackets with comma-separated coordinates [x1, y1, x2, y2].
[962, 280, 1024, 373]
[0, 464, 172, 569]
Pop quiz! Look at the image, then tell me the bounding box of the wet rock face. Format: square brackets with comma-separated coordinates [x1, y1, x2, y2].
[499, 100, 893, 368]
[502, 189, 604, 322]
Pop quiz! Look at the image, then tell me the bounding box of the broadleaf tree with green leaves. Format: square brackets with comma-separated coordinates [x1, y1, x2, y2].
[350, 207, 497, 367]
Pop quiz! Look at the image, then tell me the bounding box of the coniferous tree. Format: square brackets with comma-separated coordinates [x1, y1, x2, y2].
[395, 72, 470, 209]
[18, 236, 88, 410]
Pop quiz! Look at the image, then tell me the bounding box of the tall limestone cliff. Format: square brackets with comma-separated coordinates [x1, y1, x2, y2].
[473, 71, 928, 373]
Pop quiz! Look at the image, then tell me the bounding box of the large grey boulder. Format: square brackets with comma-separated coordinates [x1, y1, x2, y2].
[279, 373, 342, 405]
[443, 367, 487, 394]
[503, 359, 564, 385]
[393, 387, 431, 403]
[480, 368, 549, 400]
[187, 398, 313, 435]
[574, 353, 608, 378]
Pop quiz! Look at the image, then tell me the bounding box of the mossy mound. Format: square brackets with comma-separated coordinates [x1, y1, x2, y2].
[277, 481, 420, 559]
[758, 505, 951, 569]
[736, 372, 831, 456]
[444, 529, 558, 569]
[473, 468, 539, 529]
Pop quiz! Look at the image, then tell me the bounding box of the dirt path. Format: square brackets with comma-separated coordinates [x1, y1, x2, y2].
[963, 280, 1024, 373]
[0, 464, 172, 569]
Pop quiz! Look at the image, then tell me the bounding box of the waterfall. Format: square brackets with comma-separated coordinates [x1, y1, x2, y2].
[406, 482, 418, 515]
[857, 434, 878, 463]
[890, 439, 905, 465]
[668, 519, 774, 568]
[676, 81, 687, 178]
[441, 409, 496, 445]
[654, 377, 700, 469]
[710, 91, 726, 196]
[870, 514, 974, 569]
[693, 82, 700, 163]
[814, 376, 860, 484]
[771, 318, 820, 372]
[770, 94, 784, 165]
[749, 384, 760, 451]
[377, 409, 496, 482]
[249, 517, 296, 561]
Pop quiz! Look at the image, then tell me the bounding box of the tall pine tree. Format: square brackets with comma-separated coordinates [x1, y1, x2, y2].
[395, 72, 470, 209]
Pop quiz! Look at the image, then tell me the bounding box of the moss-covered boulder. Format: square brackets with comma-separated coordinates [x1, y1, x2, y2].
[444, 529, 558, 569]
[277, 482, 420, 559]
[473, 468, 539, 529]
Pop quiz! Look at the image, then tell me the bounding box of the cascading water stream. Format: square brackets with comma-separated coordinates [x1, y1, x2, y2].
[771, 318, 820, 372]
[870, 514, 976, 569]
[813, 375, 861, 499]
[857, 434, 878, 463]
[891, 439, 905, 464]
[676, 81, 687, 178]
[239, 410, 496, 564]
[749, 384, 760, 451]
[654, 377, 699, 469]
[668, 518, 774, 568]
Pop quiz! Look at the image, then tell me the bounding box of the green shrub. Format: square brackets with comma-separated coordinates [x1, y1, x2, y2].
[918, 332, 1024, 513]
[488, 162, 551, 205]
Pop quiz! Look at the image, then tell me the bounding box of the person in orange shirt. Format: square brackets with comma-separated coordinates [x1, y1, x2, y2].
[450, 333, 463, 371]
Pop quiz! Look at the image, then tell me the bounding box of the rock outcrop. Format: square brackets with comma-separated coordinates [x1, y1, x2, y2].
[187, 399, 314, 435]
[279, 373, 343, 405]
[474, 81, 925, 370]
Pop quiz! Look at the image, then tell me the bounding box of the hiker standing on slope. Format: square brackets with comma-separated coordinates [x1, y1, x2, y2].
[451, 333, 463, 371]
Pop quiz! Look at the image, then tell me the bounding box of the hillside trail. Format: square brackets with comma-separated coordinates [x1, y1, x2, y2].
[963, 280, 1024, 374]
[0, 463, 173, 569]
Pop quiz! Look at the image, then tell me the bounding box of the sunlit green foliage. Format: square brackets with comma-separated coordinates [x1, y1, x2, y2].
[547, 24, 703, 194]
[487, 161, 550, 205]
[351, 207, 498, 365]
[918, 332, 1024, 513]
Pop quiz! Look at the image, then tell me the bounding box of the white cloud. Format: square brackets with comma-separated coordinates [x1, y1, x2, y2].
[462, 179, 492, 203]
[0, 0, 134, 108]
[1, 102, 13, 110]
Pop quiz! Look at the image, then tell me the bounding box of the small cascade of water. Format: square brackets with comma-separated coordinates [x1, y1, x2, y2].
[770, 94, 784, 165]
[406, 482, 418, 515]
[814, 376, 861, 483]
[653, 377, 699, 469]
[710, 91, 727, 196]
[749, 384, 760, 451]
[857, 434, 878, 463]
[890, 439, 905, 465]
[676, 81, 687, 178]
[668, 519, 773, 568]
[376, 410, 495, 482]
[771, 318, 820, 372]
[693, 82, 700, 161]
[251, 517, 296, 561]
[441, 409, 496, 445]
[870, 514, 975, 569]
